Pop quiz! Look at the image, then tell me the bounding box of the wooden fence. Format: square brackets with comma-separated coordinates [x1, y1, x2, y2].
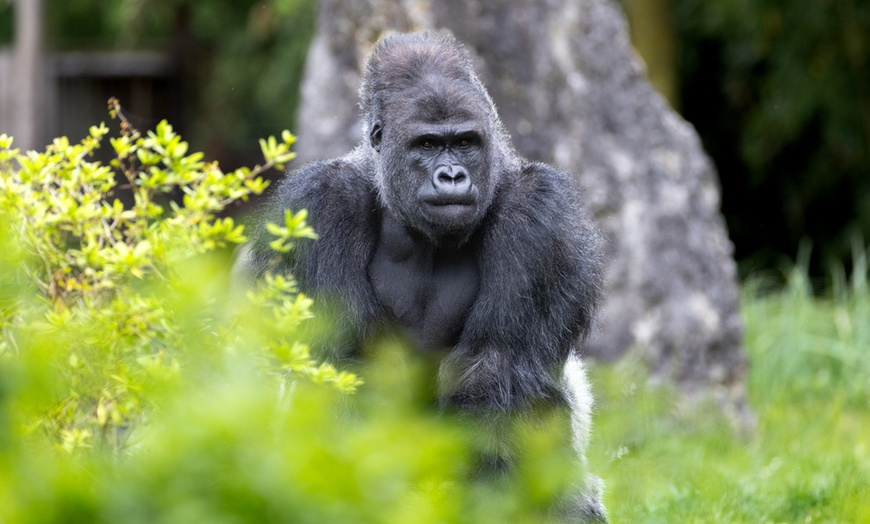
[0, 49, 182, 151]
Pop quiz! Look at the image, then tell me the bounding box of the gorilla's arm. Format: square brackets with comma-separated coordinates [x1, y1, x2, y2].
[245, 148, 385, 354]
[443, 162, 605, 411]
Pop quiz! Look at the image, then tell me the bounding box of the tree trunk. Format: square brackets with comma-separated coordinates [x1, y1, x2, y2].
[623, 0, 679, 108]
[13, 0, 45, 151]
[294, 0, 748, 421]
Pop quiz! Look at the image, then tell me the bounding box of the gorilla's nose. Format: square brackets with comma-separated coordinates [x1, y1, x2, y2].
[433, 165, 471, 195]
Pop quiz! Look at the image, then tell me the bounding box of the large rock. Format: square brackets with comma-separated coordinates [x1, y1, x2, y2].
[293, 0, 747, 416]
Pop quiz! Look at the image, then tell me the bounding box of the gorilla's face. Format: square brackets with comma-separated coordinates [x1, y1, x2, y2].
[407, 122, 484, 227]
[371, 89, 497, 244]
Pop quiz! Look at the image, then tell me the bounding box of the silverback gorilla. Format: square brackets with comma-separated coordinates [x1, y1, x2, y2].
[239, 32, 607, 520]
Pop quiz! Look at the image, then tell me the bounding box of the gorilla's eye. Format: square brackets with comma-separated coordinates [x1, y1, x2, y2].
[420, 140, 438, 150]
[458, 139, 472, 148]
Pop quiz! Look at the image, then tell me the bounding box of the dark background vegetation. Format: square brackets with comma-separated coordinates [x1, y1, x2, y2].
[671, 0, 870, 282]
[1, 0, 868, 284]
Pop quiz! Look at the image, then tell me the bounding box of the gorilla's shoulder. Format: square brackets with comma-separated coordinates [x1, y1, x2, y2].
[274, 147, 377, 222]
[499, 160, 584, 222]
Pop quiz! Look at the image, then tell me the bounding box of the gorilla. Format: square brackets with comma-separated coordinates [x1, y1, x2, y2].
[240, 31, 606, 520]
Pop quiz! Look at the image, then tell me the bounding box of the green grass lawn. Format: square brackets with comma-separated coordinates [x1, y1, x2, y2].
[590, 273, 870, 523]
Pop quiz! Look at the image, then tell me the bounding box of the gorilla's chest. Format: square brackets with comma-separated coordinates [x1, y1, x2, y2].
[368, 215, 480, 350]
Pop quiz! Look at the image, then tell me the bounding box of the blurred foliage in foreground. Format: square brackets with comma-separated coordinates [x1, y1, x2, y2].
[0, 114, 586, 522]
[0, 338, 583, 523]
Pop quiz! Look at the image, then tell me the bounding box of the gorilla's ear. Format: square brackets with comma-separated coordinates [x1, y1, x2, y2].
[369, 121, 383, 152]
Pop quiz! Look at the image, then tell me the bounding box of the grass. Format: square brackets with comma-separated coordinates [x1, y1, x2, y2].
[589, 268, 870, 523]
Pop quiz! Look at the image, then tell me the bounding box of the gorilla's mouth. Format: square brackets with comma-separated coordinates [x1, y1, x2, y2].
[421, 193, 477, 207]
[420, 195, 479, 226]
[417, 184, 480, 227]
[424, 203, 475, 216]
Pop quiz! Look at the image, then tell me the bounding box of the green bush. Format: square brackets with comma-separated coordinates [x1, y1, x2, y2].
[0, 99, 361, 454]
[0, 107, 580, 523]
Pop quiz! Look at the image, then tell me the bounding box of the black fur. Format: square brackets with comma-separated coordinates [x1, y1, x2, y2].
[242, 31, 607, 519]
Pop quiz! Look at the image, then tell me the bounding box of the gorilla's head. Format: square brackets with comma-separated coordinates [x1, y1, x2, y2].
[359, 32, 512, 245]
